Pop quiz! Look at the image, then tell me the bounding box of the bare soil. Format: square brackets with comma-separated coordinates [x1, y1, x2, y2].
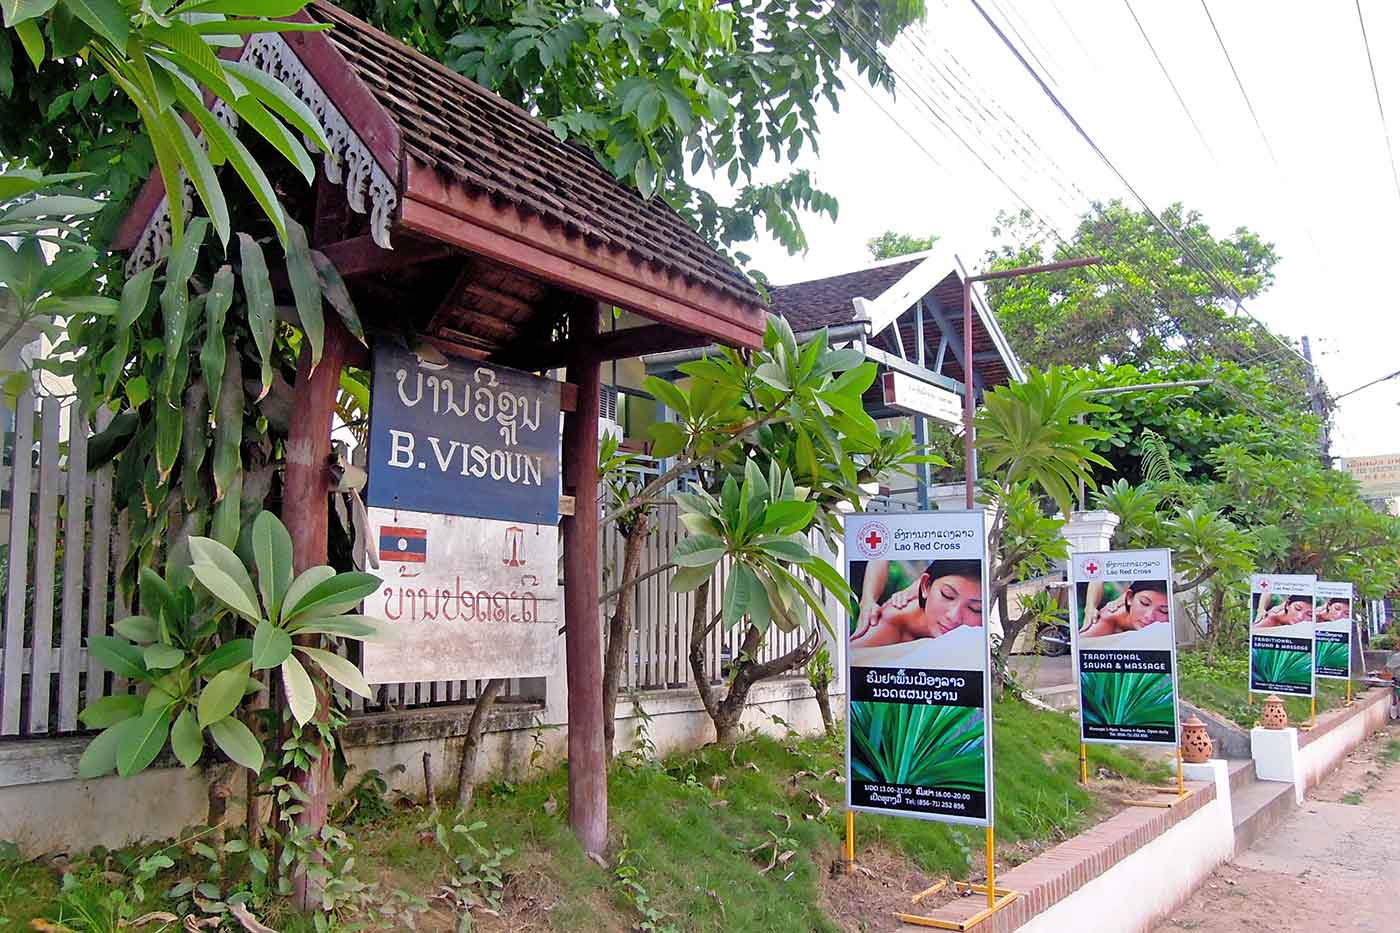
[1156, 723, 1400, 932]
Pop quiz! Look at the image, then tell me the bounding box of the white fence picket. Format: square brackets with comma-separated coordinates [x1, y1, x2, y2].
[57, 405, 89, 731]
[1, 389, 35, 736]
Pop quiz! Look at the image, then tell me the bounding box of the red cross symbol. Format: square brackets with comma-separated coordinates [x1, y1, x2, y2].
[1085, 561, 1099, 575]
[864, 529, 884, 551]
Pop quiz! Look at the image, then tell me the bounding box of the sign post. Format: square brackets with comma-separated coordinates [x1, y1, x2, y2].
[1069, 549, 1185, 804]
[843, 510, 1017, 928]
[1249, 574, 1317, 722]
[1314, 581, 1355, 705]
[364, 343, 563, 685]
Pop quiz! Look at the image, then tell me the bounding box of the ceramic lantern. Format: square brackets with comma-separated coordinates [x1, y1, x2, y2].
[1260, 694, 1289, 730]
[1181, 715, 1214, 763]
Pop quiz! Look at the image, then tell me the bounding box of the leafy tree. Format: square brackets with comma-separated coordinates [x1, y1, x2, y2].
[337, 0, 925, 258]
[1082, 359, 1319, 487]
[866, 229, 938, 260]
[974, 368, 1109, 681]
[638, 318, 930, 744]
[983, 201, 1299, 387]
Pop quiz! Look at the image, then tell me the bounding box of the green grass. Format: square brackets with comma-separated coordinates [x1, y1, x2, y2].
[1342, 791, 1364, 805]
[1383, 740, 1400, 764]
[0, 845, 60, 930]
[1179, 647, 1347, 729]
[1081, 672, 1175, 729]
[0, 700, 1168, 932]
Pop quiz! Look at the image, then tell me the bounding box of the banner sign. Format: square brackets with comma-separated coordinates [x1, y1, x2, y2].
[845, 510, 992, 827]
[881, 371, 963, 426]
[1069, 549, 1179, 746]
[1249, 574, 1317, 697]
[361, 506, 560, 684]
[366, 342, 561, 524]
[1314, 580, 1355, 681]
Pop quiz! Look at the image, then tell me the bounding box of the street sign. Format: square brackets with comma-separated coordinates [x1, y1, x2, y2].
[361, 505, 560, 684]
[881, 371, 962, 426]
[366, 342, 561, 524]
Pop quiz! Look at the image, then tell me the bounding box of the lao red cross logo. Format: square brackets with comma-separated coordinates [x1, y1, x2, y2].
[855, 521, 891, 558]
[1084, 560, 1101, 579]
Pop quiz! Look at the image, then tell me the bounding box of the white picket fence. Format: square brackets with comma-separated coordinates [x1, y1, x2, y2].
[0, 405, 824, 738]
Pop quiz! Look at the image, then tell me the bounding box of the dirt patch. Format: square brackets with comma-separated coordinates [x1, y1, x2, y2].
[819, 843, 945, 932]
[1307, 725, 1398, 805]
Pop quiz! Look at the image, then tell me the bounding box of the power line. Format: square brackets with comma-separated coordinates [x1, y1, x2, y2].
[1354, 0, 1400, 205]
[1197, 0, 1280, 165]
[1121, 0, 1217, 163]
[965, 0, 1310, 369]
[815, 7, 1311, 410]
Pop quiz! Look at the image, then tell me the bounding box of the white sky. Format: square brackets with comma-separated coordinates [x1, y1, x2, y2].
[728, 0, 1400, 459]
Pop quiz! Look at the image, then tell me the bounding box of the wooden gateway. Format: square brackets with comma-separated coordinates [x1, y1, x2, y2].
[115, 0, 766, 860]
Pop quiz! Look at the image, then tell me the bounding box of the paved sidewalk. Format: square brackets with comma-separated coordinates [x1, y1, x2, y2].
[1156, 724, 1400, 932]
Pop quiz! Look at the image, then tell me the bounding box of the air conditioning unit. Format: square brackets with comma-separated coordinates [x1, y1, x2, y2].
[599, 385, 622, 442]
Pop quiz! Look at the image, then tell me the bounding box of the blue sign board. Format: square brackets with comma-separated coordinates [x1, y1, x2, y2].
[366, 342, 561, 524]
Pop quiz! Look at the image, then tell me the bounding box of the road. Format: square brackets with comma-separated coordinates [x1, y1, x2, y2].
[1156, 723, 1400, 932]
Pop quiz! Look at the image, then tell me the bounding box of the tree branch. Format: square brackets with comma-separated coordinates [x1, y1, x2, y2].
[600, 561, 676, 604]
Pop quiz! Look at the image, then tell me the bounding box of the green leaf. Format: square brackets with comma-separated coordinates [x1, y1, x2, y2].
[668, 564, 714, 593]
[117, 705, 173, 777]
[198, 660, 250, 728]
[672, 533, 726, 568]
[287, 616, 383, 639]
[754, 534, 813, 563]
[77, 721, 129, 779]
[208, 717, 263, 772]
[647, 422, 686, 459]
[114, 614, 159, 644]
[280, 654, 317, 727]
[197, 638, 253, 676]
[723, 562, 760, 628]
[2, 0, 55, 28]
[189, 535, 262, 621]
[200, 265, 234, 414]
[281, 565, 336, 620]
[282, 571, 381, 624]
[296, 646, 372, 698]
[250, 511, 293, 622]
[761, 500, 817, 535]
[284, 217, 324, 368]
[78, 693, 143, 729]
[251, 621, 292, 671]
[310, 250, 364, 343]
[125, 375, 150, 408]
[170, 708, 203, 768]
[174, 0, 310, 18]
[117, 263, 157, 330]
[87, 635, 146, 680]
[143, 643, 186, 670]
[166, 110, 230, 246]
[175, 82, 286, 242]
[237, 232, 275, 398]
[58, 0, 126, 47]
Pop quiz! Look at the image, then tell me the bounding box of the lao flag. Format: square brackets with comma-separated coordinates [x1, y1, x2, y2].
[379, 526, 427, 563]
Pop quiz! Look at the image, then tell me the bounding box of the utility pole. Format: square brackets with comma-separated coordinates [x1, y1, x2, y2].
[1301, 336, 1331, 465]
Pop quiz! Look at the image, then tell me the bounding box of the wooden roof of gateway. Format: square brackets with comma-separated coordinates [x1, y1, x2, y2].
[114, 1, 766, 360]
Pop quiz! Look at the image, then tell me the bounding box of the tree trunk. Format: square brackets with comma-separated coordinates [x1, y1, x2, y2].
[454, 678, 506, 813]
[602, 514, 650, 760]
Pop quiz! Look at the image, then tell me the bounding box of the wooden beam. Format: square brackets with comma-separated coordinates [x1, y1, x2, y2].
[318, 235, 454, 278]
[400, 163, 765, 349]
[560, 300, 607, 857]
[508, 324, 713, 370]
[282, 317, 351, 909]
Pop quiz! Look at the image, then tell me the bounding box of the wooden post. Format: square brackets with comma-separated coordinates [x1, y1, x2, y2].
[561, 301, 607, 856]
[282, 319, 350, 908]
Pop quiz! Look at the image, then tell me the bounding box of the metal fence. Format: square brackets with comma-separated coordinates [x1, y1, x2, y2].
[0, 419, 827, 738]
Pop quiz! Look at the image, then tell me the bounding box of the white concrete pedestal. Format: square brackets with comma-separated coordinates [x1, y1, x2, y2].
[1182, 759, 1232, 826]
[1251, 727, 1303, 803]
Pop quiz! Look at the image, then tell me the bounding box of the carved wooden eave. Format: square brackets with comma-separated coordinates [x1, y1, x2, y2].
[113, 27, 402, 275]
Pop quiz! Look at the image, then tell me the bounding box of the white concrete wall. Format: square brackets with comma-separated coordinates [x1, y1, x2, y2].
[1298, 690, 1391, 793]
[0, 677, 834, 853]
[1017, 762, 1234, 933]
